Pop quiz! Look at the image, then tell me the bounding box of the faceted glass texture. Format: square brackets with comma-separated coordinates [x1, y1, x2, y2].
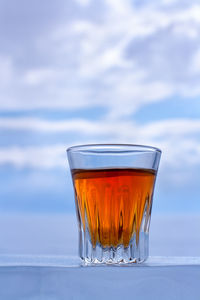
[67, 144, 161, 264]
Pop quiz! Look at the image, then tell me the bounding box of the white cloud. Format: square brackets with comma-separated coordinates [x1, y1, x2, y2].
[0, 0, 200, 187]
[0, 56, 13, 87]
[75, 0, 91, 6]
[1, 139, 199, 173]
[139, 119, 200, 138]
[0, 117, 200, 172]
[24, 68, 58, 86]
[0, 118, 123, 134]
[0, 145, 66, 169]
[190, 48, 200, 74]
[0, 1, 199, 119]
[1, 117, 199, 136]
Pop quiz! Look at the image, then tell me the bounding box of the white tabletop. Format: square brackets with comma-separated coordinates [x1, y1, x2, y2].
[0, 214, 199, 300]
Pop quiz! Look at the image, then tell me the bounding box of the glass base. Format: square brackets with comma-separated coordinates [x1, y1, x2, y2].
[79, 230, 149, 265]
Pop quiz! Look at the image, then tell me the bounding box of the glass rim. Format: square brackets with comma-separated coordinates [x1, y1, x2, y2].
[67, 143, 162, 154]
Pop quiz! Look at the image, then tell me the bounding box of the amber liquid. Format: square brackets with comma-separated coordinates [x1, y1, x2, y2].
[72, 168, 156, 248]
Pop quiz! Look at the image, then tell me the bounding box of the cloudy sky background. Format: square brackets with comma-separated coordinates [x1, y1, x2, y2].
[0, 0, 200, 214]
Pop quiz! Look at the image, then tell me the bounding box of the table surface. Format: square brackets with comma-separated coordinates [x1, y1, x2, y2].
[0, 214, 199, 300]
[0, 257, 199, 300]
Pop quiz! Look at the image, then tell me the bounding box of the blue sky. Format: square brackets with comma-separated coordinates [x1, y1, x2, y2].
[0, 0, 200, 214]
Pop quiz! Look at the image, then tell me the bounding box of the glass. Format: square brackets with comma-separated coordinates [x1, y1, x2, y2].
[67, 144, 161, 264]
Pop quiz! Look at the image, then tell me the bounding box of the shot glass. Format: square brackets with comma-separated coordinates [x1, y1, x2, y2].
[67, 144, 161, 264]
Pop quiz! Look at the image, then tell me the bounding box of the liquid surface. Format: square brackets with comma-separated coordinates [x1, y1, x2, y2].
[72, 168, 156, 248]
